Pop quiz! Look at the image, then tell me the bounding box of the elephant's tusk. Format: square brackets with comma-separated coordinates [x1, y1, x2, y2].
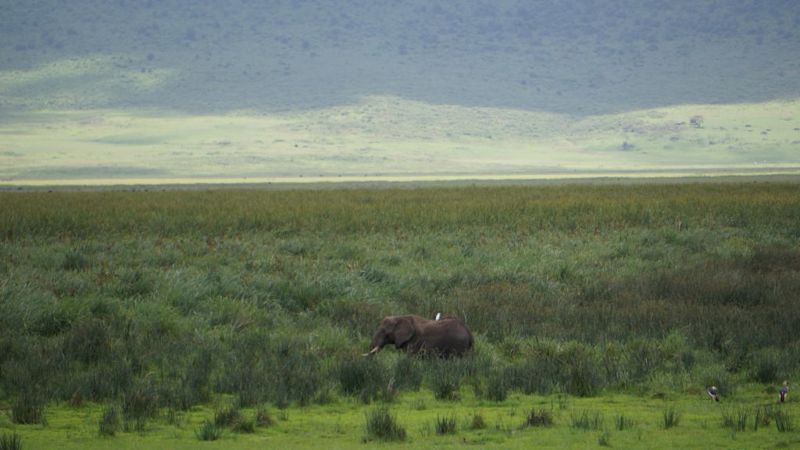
[362, 346, 380, 357]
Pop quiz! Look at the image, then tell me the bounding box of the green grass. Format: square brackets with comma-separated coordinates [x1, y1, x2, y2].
[1, 98, 798, 184]
[2, 391, 799, 449]
[2, 182, 800, 448]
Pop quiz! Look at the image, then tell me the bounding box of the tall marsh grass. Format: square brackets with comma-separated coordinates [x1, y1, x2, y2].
[1, 183, 800, 408]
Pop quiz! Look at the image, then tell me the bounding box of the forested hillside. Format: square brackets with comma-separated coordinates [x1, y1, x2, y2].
[2, 0, 798, 114]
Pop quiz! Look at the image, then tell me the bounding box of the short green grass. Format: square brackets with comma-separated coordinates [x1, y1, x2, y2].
[2, 389, 799, 449]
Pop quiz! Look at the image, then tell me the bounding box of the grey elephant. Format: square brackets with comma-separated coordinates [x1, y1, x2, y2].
[363, 315, 473, 357]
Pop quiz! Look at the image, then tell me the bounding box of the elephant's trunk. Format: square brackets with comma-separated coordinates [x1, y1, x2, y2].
[362, 346, 381, 357]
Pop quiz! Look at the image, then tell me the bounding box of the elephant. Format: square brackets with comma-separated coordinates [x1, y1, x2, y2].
[363, 315, 473, 357]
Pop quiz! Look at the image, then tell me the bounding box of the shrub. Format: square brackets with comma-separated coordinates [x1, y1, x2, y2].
[0, 432, 22, 450]
[364, 407, 406, 442]
[195, 420, 223, 441]
[435, 415, 458, 435]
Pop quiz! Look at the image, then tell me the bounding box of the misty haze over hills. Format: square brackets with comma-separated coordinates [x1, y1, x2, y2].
[2, 0, 799, 115]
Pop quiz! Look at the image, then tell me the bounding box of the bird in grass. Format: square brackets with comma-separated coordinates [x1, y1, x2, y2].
[780, 381, 788, 403]
[707, 386, 720, 401]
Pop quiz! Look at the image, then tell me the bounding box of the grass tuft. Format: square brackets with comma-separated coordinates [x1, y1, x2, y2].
[195, 420, 223, 441]
[522, 408, 554, 429]
[98, 404, 120, 437]
[614, 413, 635, 431]
[435, 414, 458, 435]
[571, 410, 603, 431]
[663, 407, 680, 429]
[469, 412, 487, 430]
[0, 433, 22, 450]
[11, 392, 47, 425]
[364, 407, 406, 442]
[774, 410, 794, 433]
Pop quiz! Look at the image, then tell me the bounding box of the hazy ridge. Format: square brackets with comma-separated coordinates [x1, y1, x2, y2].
[2, 0, 799, 114]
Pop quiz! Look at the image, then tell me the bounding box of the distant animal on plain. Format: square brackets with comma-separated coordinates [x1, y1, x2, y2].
[707, 386, 720, 401]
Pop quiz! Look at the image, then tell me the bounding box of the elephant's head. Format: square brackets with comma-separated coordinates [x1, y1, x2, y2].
[363, 316, 415, 356]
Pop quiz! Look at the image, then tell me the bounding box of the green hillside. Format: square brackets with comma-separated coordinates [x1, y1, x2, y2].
[1, 0, 799, 183]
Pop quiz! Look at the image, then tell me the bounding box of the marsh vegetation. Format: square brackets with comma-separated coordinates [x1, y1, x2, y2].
[1, 182, 799, 447]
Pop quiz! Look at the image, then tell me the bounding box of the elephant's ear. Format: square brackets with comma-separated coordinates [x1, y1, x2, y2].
[394, 318, 415, 347]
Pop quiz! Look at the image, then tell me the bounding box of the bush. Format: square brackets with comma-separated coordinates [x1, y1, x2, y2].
[364, 407, 406, 442]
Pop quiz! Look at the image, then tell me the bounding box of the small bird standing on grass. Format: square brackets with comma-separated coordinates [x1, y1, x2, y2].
[780, 381, 788, 403]
[707, 386, 720, 401]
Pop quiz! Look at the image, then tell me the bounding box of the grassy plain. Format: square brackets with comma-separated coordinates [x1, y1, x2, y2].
[5, 390, 800, 449]
[2, 182, 800, 448]
[1, 98, 799, 184]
